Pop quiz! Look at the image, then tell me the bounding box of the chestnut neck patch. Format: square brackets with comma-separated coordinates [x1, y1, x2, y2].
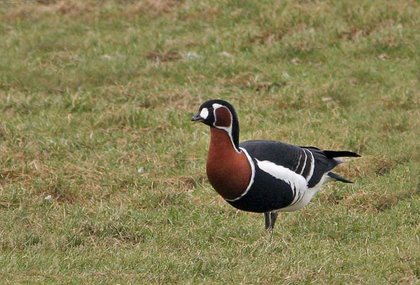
[214, 107, 232, 128]
[206, 128, 252, 200]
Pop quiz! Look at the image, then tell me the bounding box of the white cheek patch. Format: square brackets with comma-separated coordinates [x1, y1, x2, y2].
[200, 108, 209, 119]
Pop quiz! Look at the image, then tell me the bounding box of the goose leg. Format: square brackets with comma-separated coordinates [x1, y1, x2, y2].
[264, 212, 278, 231]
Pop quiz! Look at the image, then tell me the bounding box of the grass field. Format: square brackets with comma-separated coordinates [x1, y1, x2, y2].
[0, 0, 419, 283]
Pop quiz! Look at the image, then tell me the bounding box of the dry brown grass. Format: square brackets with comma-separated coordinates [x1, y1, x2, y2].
[125, 0, 181, 18]
[343, 189, 417, 213]
[1, 0, 181, 21]
[2, 0, 96, 20]
[146, 50, 182, 62]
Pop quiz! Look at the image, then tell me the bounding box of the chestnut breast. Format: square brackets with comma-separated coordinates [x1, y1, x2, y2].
[206, 128, 252, 200]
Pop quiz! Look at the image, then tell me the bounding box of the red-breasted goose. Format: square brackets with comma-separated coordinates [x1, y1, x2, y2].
[192, 99, 360, 230]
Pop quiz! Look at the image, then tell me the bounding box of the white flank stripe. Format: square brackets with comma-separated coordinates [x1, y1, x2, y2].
[306, 150, 315, 181]
[294, 153, 302, 172]
[256, 159, 308, 192]
[280, 173, 329, 212]
[299, 151, 307, 175]
[256, 159, 308, 207]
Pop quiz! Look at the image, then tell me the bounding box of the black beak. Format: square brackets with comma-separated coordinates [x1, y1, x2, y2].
[191, 113, 203, 122]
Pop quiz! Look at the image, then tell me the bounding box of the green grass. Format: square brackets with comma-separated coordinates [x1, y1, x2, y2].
[0, 0, 419, 283]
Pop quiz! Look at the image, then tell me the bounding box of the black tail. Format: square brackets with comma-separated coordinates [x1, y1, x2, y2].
[323, 150, 360, 159]
[328, 172, 353, 183]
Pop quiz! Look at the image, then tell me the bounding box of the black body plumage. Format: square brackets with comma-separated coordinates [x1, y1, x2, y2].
[226, 141, 359, 213]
